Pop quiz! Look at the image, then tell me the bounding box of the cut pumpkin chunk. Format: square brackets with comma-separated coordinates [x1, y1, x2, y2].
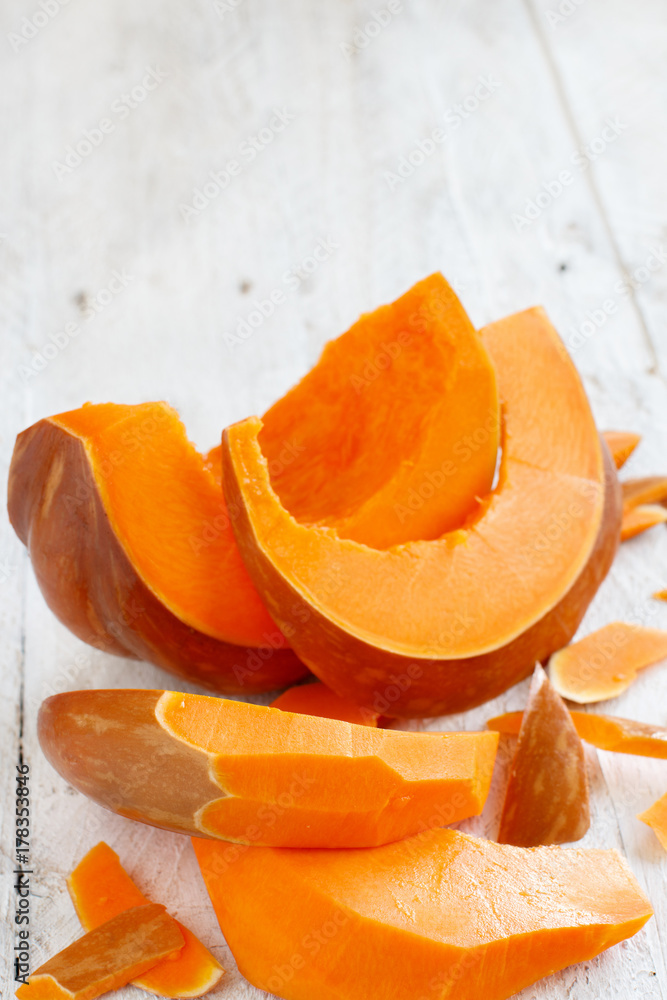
[7, 401, 306, 693]
[549, 623, 667, 703]
[638, 791, 667, 850]
[38, 689, 498, 848]
[222, 306, 621, 717]
[259, 273, 499, 548]
[488, 710, 667, 759]
[68, 842, 224, 998]
[603, 430, 641, 469]
[271, 681, 381, 726]
[498, 665, 589, 846]
[16, 904, 183, 1000]
[621, 503, 667, 541]
[622, 475, 667, 512]
[194, 827, 653, 1000]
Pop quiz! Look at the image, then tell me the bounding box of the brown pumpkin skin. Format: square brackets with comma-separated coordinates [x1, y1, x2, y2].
[8, 419, 307, 693]
[221, 437, 621, 718]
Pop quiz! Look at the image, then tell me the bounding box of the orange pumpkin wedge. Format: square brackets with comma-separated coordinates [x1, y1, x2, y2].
[222, 306, 621, 717]
[38, 689, 498, 848]
[271, 681, 381, 726]
[7, 401, 306, 693]
[622, 475, 667, 512]
[603, 430, 641, 469]
[549, 623, 667, 703]
[621, 504, 667, 541]
[498, 665, 589, 846]
[488, 710, 667, 759]
[638, 791, 667, 850]
[194, 828, 653, 1000]
[68, 842, 224, 998]
[16, 904, 183, 1000]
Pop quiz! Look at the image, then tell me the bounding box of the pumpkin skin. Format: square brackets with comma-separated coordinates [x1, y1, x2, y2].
[221, 308, 622, 718]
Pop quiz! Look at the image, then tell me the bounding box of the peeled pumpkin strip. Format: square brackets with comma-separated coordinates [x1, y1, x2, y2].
[194, 827, 653, 1000]
[622, 475, 667, 511]
[7, 401, 306, 694]
[38, 689, 498, 849]
[603, 429, 641, 469]
[271, 681, 381, 726]
[16, 904, 183, 1000]
[550, 623, 667, 703]
[488, 709, 667, 759]
[222, 304, 621, 718]
[621, 504, 667, 541]
[498, 665, 589, 846]
[68, 842, 224, 998]
[638, 791, 667, 850]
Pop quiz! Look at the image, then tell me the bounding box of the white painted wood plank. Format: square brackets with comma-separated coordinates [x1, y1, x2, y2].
[1, 0, 665, 997]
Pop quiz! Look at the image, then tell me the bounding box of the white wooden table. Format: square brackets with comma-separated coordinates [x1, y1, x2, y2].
[2, 1, 666, 997]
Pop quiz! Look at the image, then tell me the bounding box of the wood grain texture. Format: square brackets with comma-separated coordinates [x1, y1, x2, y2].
[1, 0, 665, 997]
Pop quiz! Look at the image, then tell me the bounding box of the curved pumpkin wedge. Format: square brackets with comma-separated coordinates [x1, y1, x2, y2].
[639, 791, 667, 850]
[498, 666, 589, 846]
[549, 623, 667, 703]
[271, 681, 381, 726]
[222, 307, 621, 717]
[7, 401, 306, 693]
[38, 689, 498, 848]
[68, 842, 224, 998]
[622, 476, 667, 512]
[16, 904, 184, 1000]
[603, 430, 641, 469]
[258, 273, 499, 548]
[621, 503, 667, 541]
[488, 710, 667, 759]
[194, 828, 653, 1000]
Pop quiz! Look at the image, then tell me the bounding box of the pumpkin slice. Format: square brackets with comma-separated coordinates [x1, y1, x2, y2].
[38, 689, 498, 848]
[68, 842, 224, 997]
[622, 476, 667, 512]
[621, 504, 667, 541]
[271, 681, 381, 726]
[194, 827, 653, 1000]
[638, 791, 667, 850]
[488, 710, 667, 759]
[498, 665, 589, 846]
[16, 904, 183, 1000]
[549, 623, 667, 703]
[603, 430, 641, 469]
[258, 272, 499, 548]
[7, 402, 306, 693]
[222, 306, 621, 717]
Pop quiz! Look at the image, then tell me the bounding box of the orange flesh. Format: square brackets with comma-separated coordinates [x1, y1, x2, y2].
[621, 503, 667, 541]
[223, 307, 605, 658]
[498, 665, 589, 846]
[550, 623, 667, 703]
[271, 681, 380, 726]
[16, 904, 184, 1000]
[622, 476, 667, 512]
[258, 273, 500, 549]
[638, 791, 667, 850]
[194, 827, 653, 1000]
[68, 842, 224, 997]
[51, 402, 285, 647]
[603, 430, 641, 469]
[488, 710, 667, 759]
